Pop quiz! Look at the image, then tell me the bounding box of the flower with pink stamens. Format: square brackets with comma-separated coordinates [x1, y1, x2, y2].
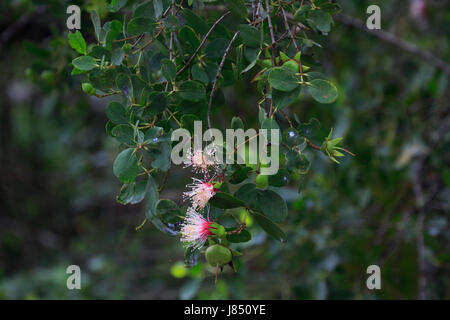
[180, 208, 214, 249]
[183, 178, 216, 210]
[184, 148, 219, 175]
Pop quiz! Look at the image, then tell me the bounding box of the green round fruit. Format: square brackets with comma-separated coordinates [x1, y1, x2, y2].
[255, 174, 269, 189]
[205, 245, 232, 267]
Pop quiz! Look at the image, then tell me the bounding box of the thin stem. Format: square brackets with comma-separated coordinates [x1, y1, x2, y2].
[306, 138, 321, 150]
[265, 0, 276, 66]
[280, 109, 293, 127]
[207, 30, 240, 129]
[132, 28, 164, 54]
[177, 11, 231, 76]
[281, 7, 298, 51]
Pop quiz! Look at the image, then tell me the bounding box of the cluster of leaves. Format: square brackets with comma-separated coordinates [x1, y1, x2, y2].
[69, 0, 352, 267]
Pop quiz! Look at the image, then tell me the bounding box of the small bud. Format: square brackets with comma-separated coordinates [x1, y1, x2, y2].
[282, 60, 299, 73]
[82, 82, 96, 95]
[279, 51, 290, 62]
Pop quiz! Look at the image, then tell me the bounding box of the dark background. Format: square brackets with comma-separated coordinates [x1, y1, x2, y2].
[0, 0, 449, 299]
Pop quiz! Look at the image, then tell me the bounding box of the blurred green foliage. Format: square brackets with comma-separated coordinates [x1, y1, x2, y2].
[0, 0, 449, 299]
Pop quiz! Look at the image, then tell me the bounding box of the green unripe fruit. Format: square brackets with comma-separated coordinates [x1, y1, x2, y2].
[123, 43, 132, 53]
[82, 82, 96, 95]
[255, 174, 269, 189]
[205, 245, 232, 267]
[283, 60, 300, 73]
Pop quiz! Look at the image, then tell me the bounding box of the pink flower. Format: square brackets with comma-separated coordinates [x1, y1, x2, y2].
[183, 178, 216, 210]
[184, 148, 219, 175]
[180, 208, 214, 248]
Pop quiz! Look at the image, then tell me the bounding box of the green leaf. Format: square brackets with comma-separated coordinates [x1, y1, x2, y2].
[179, 9, 209, 35]
[226, 229, 252, 243]
[191, 64, 209, 85]
[161, 59, 176, 82]
[90, 10, 101, 42]
[225, 0, 248, 20]
[206, 38, 229, 60]
[286, 150, 311, 174]
[111, 124, 135, 145]
[147, 92, 167, 115]
[229, 166, 252, 184]
[178, 80, 206, 102]
[151, 141, 171, 172]
[106, 101, 128, 124]
[261, 118, 281, 143]
[235, 183, 260, 209]
[272, 86, 302, 109]
[108, 0, 127, 13]
[89, 46, 111, 61]
[238, 25, 261, 48]
[180, 114, 199, 134]
[116, 73, 133, 98]
[155, 199, 182, 224]
[179, 26, 200, 55]
[320, 2, 342, 14]
[268, 67, 299, 92]
[127, 17, 156, 36]
[134, 1, 155, 18]
[241, 51, 260, 73]
[72, 56, 97, 71]
[117, 180, 147, 204]
[257, 190, 288, 223]
[308, 79, 338, 104]
[231, 116, 244, 130]
[145, 175, 159, 219]
[307, 10, 333, 33]
[68, 31, 87, 55]
[209, 192, 247, 209]
[251, 210, 286, 242]
[298, 118, 320, 138]
[268, 168, 289, 187]
[113, 148, 140, 183]
[111, 48, 124, 66]
[153, 0, 163, 18]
